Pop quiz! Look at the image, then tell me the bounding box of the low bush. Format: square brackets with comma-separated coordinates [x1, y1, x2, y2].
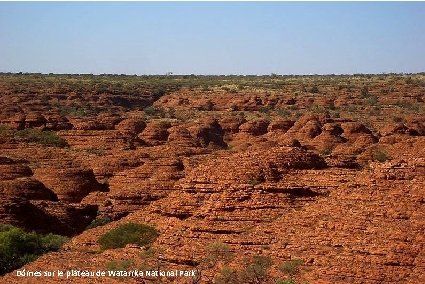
[14, 129, 68, 147]
[248, 178, 263, 186]
[86, 217, 112, 229]
[143, 106, 156, 116]
[279, 259, 303, 277]
[214, 266, 239, 284]
[240, 255, 272, 283]
[99, 223, 159, 250]
[59, 106, 90, 117]
[105, 259, 134, 271]
[366, 95, 379, 106]
[392, 116, 404, 123]
[144, 106, 166, 117]
[361, 86, 370, 98]
[0, 125, 12, 142]
[258, 106, 272, 113]
[373, 150, 390, 162]
[213, 255, 272, 284]
[0, 124, 10, 133]
[277, 279, 297, 284]
[310, 86, 320, 93]
[320, 148, 332, 157]
[276, 108, 291, 118]
[395, 100, 421, 112]
[152, 87, 166, 98]
[0, 224, 68, 275]
[205, 242, 233, 265]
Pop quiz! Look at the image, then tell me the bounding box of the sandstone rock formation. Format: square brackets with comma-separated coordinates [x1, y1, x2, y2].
[34, 162, 104, 202]
[0, 157, 97, 235]
[138, 120, 171, 146]
[1, 74, 424, 283]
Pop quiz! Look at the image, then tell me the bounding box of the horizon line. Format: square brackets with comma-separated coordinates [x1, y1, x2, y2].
[1, 71, 425, 77]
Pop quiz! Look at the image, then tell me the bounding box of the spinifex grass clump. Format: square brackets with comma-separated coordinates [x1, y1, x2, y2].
[105, 259, 134, 271]
[99, 223, 159, 250]
[373, 150, 390, 162]
[0, 224, 68, 275]
[14, 129, 68, 147]
[279, 259, 303, 277]
[86, 217, 112, 229]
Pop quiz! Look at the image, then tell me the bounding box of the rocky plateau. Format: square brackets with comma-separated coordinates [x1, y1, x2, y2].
[0, 74, 424, 283]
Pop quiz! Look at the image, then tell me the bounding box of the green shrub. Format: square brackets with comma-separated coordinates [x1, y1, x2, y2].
[152, 87, 166, 98]
[276, 108, 291, 118]
[248, 178, 263, 186]
[310, 86, 319, 93]
[14, 129, 68, 147]
[373, 150, 390, 162]
[99, 223, 159, 250]
[39, 233, 69, 251]
[105, 259, 134, 271]
[320, 147, 332, 157]
[381, 88, 390, 95]
[395, 100, 421, 112]
[279, 259, 303, 277]
[40, 94, 50, 104]
[240, 255, 272, 283]
[361, 86, 370, 98]
[0, 224, 68, 275]
[310, 105, 327, 114]
[392, 116, 404, 123]
[346, 105, 358, 113]
[139, 248, 156, 259]
[205, 242, 233, 265]
[332, 111, 340, 118]
[258, 106, 272, 113]
[86, 217, 112, 229]
[0, 124, 10, 133]
[214, 266, 239, 284]
[143, 106, 166, 117]
[200, 100, 214, 111]
[366, 95, 378, 106]
[143, 106, 156, 116]
[0, 125, 12, 142]
[59, 106, 89, 117]
[276, 279, 297, 284]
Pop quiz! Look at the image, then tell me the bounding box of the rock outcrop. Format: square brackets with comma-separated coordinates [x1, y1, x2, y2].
[0, 157, 97, 235]
[34, 162, 103, 202]
[138, 121, 171, 146]
[1, 74, 425, 283]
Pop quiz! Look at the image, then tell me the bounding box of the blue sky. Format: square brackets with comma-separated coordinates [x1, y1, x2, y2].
[0, 2, 424, 75]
